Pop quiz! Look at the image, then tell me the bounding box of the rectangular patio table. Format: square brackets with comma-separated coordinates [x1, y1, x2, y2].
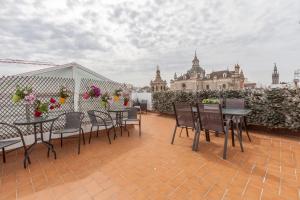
[192, 107, 251, 152]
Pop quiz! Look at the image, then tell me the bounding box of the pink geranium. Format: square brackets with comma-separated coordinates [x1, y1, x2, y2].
[82, 92, 90, 100]
[24, 93, 36, 105]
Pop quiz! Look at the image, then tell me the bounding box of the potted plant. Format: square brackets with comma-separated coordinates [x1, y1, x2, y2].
[34, 100, 49, 118]
[100, 92, 111, 109]
[12, 86, 36, 104]
[123, 93, 130, 106]
[83, 85, 101, 100]
[59, 86, 69, 104]
[113, 89, 123, 102]
[202, 98, 220, 104]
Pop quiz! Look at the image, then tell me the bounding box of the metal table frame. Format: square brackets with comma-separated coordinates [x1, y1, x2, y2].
[108, 108, 130, 136]
[14, 115, 58, 167]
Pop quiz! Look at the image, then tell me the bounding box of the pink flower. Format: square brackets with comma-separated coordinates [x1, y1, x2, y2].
[24, 93, 36, 105]
[83, 92, 90, 100]
[50, 105, 55, 110]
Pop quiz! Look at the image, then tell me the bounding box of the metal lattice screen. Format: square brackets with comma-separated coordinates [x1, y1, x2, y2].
[78, 78, 131, 124]
[0, 76, 75, 139]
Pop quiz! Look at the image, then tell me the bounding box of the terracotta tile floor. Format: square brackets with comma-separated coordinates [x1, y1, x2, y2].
[1, 113, 300, 200]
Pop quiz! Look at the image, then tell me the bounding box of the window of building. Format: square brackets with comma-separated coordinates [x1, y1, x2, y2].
[206, 85, 209, 90]
[223, 84, 226, 89]
[182, 83, 186, 89]
[223, 73, 227, 78]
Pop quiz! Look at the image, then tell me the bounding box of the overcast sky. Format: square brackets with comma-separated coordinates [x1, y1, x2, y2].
[0, 0, 299, 87]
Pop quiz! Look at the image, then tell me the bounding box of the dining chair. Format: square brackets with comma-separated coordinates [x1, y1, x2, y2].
[49, 112, 85, 154]
[171, 102, 196, 144]
[225, 98, 251, 142]
[195, 103, 243, 159]
[87, 110, 116, 144]
[123, 106, 142, 137]
[0, 122, 29, 168]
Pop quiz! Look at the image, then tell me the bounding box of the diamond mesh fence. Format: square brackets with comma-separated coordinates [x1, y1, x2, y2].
[0, 76, 75, 139]
[78, 78, 131, 125]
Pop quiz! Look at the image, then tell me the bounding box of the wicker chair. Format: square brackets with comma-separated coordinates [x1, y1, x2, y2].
[49, 112, 85, 154]
[0, 122, 29, 168]
[123, 106, 142, 137]
[87, 110, 116, 144]
[171, 102, 196, 144]
[195, 103, 244, 159]
[225, 98, 251, 142]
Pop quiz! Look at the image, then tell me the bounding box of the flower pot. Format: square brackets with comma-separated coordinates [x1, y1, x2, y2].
[113, 96, 120, 102]
[59, 97, 66, 104]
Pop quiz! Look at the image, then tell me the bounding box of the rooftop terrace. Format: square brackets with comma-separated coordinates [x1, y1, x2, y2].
[1, 113, 299, 200]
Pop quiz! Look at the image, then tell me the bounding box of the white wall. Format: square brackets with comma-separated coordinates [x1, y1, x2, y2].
[131, 92, 152, 110]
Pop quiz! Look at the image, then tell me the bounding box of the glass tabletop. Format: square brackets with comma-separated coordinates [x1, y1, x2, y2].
[14, 115, 59, 125]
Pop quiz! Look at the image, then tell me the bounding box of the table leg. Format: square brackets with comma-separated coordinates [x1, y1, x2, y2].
[40, 123, 56, 159]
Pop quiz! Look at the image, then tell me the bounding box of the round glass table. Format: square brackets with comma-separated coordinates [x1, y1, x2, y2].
[14, 115, 59, 167]
[108, 108, 130, 136]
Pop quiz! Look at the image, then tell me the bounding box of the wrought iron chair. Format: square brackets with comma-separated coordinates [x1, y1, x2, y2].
[123, 106, 142, 137]
[49, 112, 85, 154]
[87, 110, 116, 144]
[225, 98, 251, 142]
[0, 122, 29, 168]
[195, 103, 243, 159]
[171, 102, 196, 144]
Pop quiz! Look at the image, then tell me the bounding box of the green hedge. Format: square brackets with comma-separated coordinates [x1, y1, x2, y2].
[152, 89, 300, 130]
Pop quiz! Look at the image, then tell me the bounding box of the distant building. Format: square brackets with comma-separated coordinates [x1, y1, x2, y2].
[170, 52, 245, 91]
[272, 63, 279, 84]
[150, 65, 167, 92]
[244, 82, 257, 89]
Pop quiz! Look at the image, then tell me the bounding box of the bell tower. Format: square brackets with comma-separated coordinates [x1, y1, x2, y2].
[272, 63, 279, 84]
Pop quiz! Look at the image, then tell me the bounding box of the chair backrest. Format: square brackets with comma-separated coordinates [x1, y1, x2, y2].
[87, 110, 112, 125]
[0, 122, 24, 140]
[225, 98, 245, 109]
[87, 110, 98, 125]
[64, 112, 84, 129]
[128, 107, 141, 120]
[197, 103, 224, 132]
[173, 102, 195, 128]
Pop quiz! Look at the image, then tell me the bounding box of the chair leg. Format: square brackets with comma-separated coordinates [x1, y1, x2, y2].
[139, 121, 141, 137]
[89, 126, 93, 144]
[107, 130, 111, 144]
[2, 147, 5, 163]
[205, 130, 210, 142]
[60, 133, 63, 148]
[236, 122, 244, 152]
[244, 117, 251, 142]
[171, 125, 177, 144]
[223, 127, 229, 159]
[231, 122, 235, 147]
[96, 127, 99, 137]
[125, 121, 129, 137]
[78, 131, 81, 154]
[185, 127, 189, 137]
[81, 128, 85, 145]
[179, 128, 183, 137]
[113, 126, 117, 140]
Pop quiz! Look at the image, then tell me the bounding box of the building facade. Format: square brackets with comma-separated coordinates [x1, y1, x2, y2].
[272, 63, 279, 84]
[170, 53, 245, 91]
[150, 66, 167, 92]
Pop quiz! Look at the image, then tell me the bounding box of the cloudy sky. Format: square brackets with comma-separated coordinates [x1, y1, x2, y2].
[0, 0, 299, 86]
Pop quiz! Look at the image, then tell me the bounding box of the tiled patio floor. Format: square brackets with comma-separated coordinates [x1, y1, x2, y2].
[1, 113, 300, 200]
